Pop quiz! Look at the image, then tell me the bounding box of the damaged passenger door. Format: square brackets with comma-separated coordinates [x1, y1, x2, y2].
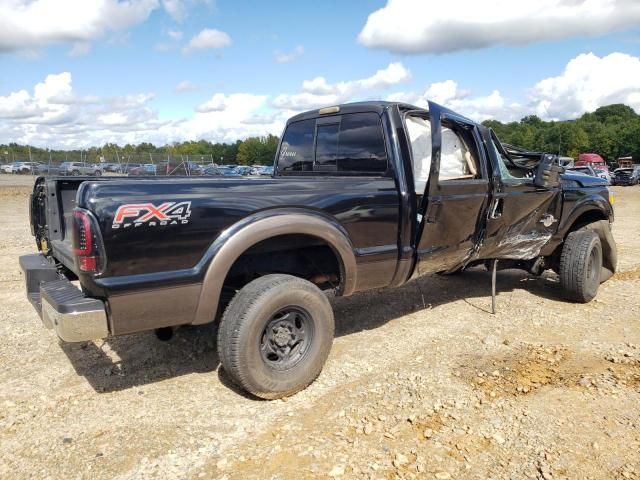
[478, 128, 562, 261]
[409, 102, 491, 274]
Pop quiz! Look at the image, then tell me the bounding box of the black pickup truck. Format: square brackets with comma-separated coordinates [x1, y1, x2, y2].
[20, 101, 617, 399]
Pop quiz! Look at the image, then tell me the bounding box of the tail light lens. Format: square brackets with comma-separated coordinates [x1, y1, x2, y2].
[72, 208, 105, 274]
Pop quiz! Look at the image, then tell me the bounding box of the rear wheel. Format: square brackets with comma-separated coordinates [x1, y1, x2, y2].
[559, 230, 602, 303]
[217, 274, 334, 399]
[94, 170, 102, 176]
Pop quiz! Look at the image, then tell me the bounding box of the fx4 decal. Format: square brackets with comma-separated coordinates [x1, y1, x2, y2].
[112, 201, 192, 229]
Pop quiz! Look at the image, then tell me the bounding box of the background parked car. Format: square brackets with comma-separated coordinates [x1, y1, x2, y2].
[34, 163, 61, 175]
[10, 161, 44, 174]
[258, 165, 274, 176]
[58, 162, 103, 176]
[102, 163, 122, 173]
[0, 163, 13, 173]
[612, 167, 640, 186]
[233, 166, 252, 175]
[157, 161, 203, 175]
[557, 156, 575, 168]
[249, 165, 274, 176]
[592, 166, 612, 184]
[566, 165, 598, 177]
[117, 163, 143, 174]
[128, 164, 157, 176]
[576, 152, 607, 169]
[203, 165, 243, 177]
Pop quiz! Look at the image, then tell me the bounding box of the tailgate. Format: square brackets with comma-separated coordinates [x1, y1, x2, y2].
[32, 177, 88, 274]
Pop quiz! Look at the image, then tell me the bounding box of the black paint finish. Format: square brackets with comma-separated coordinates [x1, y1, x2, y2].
[27, 101, 616, 335]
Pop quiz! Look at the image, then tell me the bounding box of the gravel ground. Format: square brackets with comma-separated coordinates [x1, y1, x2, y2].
[0, 175, 638, 480]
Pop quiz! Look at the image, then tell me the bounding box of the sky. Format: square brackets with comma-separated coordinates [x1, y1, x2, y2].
[1, 0, 639, 149]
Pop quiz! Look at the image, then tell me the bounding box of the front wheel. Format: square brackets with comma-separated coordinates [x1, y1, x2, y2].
[559, 230, 602, 303]
[217, 274, 334, 399]
[94, 170, 102, 176]
[71, 170, 80, 176]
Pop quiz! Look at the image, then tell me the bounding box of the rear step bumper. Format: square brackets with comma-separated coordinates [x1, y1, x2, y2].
[19, 254, 109, 342]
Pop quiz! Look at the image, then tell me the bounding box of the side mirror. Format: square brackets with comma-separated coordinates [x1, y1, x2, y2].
[534, 154, 564, 189]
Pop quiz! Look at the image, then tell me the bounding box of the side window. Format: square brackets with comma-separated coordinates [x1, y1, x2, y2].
[439, 121, 481, 181]
[278, 119, 315, 172]
[405, 115, 432, 192]
[336, 113, 387, 173]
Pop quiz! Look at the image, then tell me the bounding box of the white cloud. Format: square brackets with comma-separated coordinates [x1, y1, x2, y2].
[182, 28, 231, 54]
[0, 90, 37, 119]
[185, 93, 281, 142]
[98, 112, 128, 125]
[155, 29, 184, 52]
[3, 54, 638, 148]
[195, 93, 264, 114]
[272, 62, 411, 110]
[0, 72, 276, 148]
[275, 45, 304, 64]
[386, 52, 640, 122]
[167, 29, 183, 40]
[0, 72, 166, 148]
[358, 0, 640, 54]
[387, 80, 520, 122]
[0, 0, 159, 52]
[529, 52, 640, 119]
[162, 0, 213, 22]
[162, 0, 186, 21]
[175, 80, 198, 92]
[68, 42, 91, 57]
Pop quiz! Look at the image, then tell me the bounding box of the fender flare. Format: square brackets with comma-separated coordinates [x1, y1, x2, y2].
[192, 210, 357, 324]
[557, 196, 612, 236]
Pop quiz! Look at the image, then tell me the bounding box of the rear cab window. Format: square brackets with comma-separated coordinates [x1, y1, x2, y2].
[277, 112, 387, 175]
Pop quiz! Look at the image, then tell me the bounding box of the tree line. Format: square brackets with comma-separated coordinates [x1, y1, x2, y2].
[0, 134, 280, 166]
[1, 104, 638, 166]
[483, 104, 639, 164]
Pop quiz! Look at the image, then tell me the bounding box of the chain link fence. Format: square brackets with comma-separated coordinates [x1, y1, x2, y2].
[0, 153, 234, 177]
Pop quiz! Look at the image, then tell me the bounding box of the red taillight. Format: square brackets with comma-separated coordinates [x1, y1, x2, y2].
[73, 210, 93, 256]
[78, 256, 98, 271]
[72, 208, 103, 273]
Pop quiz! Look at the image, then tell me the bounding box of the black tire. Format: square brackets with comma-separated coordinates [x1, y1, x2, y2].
[71, 170, 80, 176]
[94, 170, 102, 176]
[559, 230, 602, 303]
[217, 274, 334, 399]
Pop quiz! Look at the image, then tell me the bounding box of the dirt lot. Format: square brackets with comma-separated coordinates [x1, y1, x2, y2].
[0, 174, 638, 480]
